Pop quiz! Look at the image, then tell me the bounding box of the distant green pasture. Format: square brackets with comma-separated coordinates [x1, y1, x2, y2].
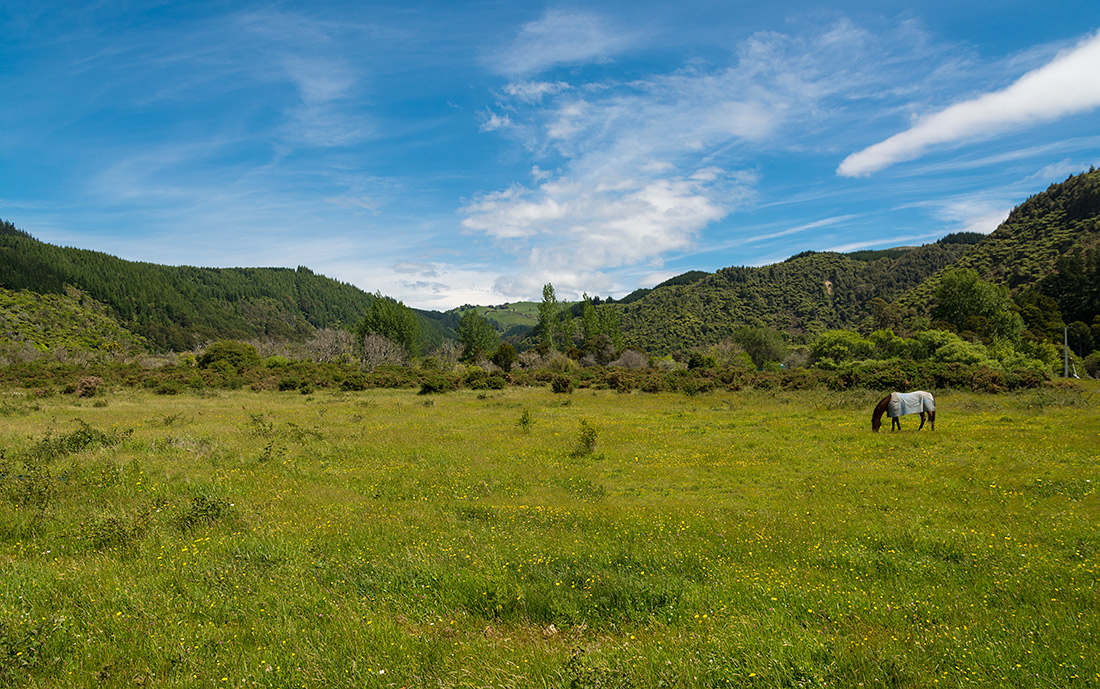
[1, 383, 1097, 687]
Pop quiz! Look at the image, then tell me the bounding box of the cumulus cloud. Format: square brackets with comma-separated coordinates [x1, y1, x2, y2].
[491, 9, 636, 76]
[838, 30, 1100, 177]
[462, 168, 754, 298]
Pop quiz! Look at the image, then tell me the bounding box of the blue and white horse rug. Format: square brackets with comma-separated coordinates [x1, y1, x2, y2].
[871, 391, 936, 432]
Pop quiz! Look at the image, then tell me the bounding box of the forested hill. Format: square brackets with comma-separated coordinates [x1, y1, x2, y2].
[0, 221, 451, 351]
[0, 286, 148, 355]
[618, 237, 976, 352]
[899, 168, 1100, 317]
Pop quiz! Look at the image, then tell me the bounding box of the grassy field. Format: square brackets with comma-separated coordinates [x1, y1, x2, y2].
[1, 383, 1098, 687]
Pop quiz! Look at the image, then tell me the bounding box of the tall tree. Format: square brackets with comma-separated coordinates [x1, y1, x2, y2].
[932, 268, 1023, 346]
[457, 309, 499, 361]
[355, 293, 420, 358]
[733, 326, 787, 370]
[536, 283, 559, 350]
[597, 304, 622, 351]
[581, 293, 600, 346]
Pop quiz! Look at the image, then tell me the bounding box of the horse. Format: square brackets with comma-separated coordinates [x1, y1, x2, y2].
[872, 391, 935, 432]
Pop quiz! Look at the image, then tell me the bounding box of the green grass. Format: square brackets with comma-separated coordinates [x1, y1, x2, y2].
[1, 383, 1098, 687]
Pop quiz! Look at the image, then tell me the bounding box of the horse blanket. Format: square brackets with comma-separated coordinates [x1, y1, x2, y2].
[888, 391, 935, 418]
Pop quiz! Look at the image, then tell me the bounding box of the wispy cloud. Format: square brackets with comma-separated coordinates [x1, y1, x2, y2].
[490, 9, 637, 76]
[503, 80, 571, 103]
[464, 20, 935, 299]
[746, 214, 863, 243]
[927, 196, 1012, 235]
[838, 30, 1100, 176]
[826, 233, 942, 253]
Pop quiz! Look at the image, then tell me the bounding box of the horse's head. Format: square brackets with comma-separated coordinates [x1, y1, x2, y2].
[871, 394, 889, 432]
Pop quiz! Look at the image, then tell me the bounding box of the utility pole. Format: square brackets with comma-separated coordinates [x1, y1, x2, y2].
[1064, 325, 1069, 378]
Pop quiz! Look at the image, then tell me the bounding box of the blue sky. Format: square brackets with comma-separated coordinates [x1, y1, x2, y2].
[2, 1, 1100, 310]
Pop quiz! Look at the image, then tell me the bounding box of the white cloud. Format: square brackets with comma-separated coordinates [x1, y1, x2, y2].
[462, 168, 752, 298]
[503, 80, 571, 103]
[465, 21, 908, 296]
[479, 111, 512, 132]
[746, 214, 862, 243]
[928, 197, 1012, 235]
[492, 10, 636, 76]
[1026, 158, 1089, 185]
[825, 233, 941, 253]
[839, 30, 1100, 177]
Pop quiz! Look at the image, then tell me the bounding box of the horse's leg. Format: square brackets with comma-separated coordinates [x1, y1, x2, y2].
[918, 412, 925, 431]
[891, 417, 900, 431]
[929, 410, 935, 430]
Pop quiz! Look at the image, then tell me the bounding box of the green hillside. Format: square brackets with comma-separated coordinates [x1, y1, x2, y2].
[3, 168, 1098, 359]
[617, 239, 975, 352]
[0, 286, 146, 357]
[452, 302, 541, 332]
[0, 220, 451, 352]
[900, 168, 1100, 311]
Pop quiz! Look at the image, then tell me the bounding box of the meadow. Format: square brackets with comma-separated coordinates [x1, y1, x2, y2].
[1, 382, 1098, 688]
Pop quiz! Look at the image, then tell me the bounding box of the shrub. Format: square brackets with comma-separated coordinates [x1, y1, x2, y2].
[573, 418, 600, 456]
[197, 341, 261, 371]
[609, 349, 648, 369]
[174, 494, 234, 532]
[551, 374, 574, 394]
[75, 376, 102, 397]
[1084, 350, 1100, 378]
[155, 381, 182, 395]
[419, 375, 457, 395]
[277, 377, 301, 392]
[490, 343, 518, 372]
[518, 408, 535, 434]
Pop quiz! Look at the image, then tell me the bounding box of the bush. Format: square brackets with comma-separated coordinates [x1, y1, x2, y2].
[490, 343, 518, 372]
[464, 368, 505, 390]
[551, 374, 574, 394]
[1084, 350, 1100, 378]
[419, 375, 457, 395]
[609, 349, 648, 369]
[197, 341, 261, 371]
[155, 381, 182, 395]
[75, 376, 102, 397]
[573, 418, 600, 456]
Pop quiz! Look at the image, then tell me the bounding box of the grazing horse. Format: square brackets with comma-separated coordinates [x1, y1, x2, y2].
[872, 391, 935, 432]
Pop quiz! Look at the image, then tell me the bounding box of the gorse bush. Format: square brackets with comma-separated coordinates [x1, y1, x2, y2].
[552, 374, 574, 394]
